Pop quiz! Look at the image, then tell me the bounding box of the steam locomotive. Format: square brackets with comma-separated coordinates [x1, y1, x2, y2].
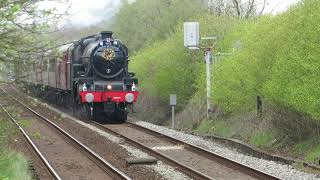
[21, 31, 139, 123]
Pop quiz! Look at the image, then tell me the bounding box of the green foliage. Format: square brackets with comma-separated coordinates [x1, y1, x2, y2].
[0, 117, 31, 180]
[5, 105, 23, 118]
[32, 132, 42, 140]
[212, 0, 320, 120]
[112, 0, 205, 52]
[305, 145, 320, 163]
[0, 118, 16, 150]
[263, 0, 320, 119]
[19, 119, 32, 129]
[131, 32, 200, 108]
[0, 1, 51, 56]
[292, 140, 320, 162]
[250, 131, 274, 147]
[0, 151, 32, 180]
[213, 15, 285, 113]
[0, 0, 64, 81]
[131, 14, 236, 110]
[194, 120, 233, 137]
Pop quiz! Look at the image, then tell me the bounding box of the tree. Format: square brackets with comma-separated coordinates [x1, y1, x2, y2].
[0, 0, 68, 81]
[112, 0, 206, 52]
[207, 0, 267, 18]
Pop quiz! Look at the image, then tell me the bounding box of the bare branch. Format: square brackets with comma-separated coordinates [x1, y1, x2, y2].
[259, 0, 267, 16]
[232, 0, 242, 17]
[245, 0, 256, 18]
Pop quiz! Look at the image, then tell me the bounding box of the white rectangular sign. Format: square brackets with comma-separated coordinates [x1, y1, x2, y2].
[184, 22, 200, 49]
[170, 94, 177, 106]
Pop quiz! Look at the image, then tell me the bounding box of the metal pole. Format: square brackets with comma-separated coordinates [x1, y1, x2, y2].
[172, 105, 175, 129]
[205, 48, 212, 119]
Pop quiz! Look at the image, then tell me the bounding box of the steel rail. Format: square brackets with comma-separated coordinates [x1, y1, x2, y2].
[127, 122, 281, 180]
[1, 89, 131, 180]
[1, 86, 280, 179]
[94, 121, 281, 180]
[0, 103, 62, 180]
[92, 121, 215, 180]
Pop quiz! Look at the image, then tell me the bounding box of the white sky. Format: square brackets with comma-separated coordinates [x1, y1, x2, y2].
[38, 0, 301, 27]
[257, 0, 301, 14]
[38, 0, 121, 27]
[65, 0, 119, 26]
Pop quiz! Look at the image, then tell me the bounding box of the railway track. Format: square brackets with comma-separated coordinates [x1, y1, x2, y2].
[0, 89, 131, 180]
[2, 85, 282, 179]
[92, 121, 281, 180]
[0, 103, 62, 180]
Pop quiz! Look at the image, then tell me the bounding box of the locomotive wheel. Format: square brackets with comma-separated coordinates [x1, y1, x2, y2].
[56, 92, 62, 105]
[91, 103, 104, 121]
[113, 109, 127, 124]
[72, 100, 77, 116]
[79, 104, 90, 120]
[72, 97, 79, 116]
[118, 112, 127, 123]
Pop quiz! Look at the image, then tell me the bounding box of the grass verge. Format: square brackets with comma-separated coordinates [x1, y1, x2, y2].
[292, 140, 320, 164]
[0, 114, 32, 180]
[250, 131, 274, 148]
[191, 109, 320, 165]
[194, 119, 234, 138]
[0, 151, 31, 180]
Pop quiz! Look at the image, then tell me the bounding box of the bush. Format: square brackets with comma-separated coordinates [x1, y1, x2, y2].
[112, 0, 205, 52]
[263, 0, 320, 119]
[212, 0, 320, 120]
[131, 15, 236, 111]
[130, 32, 200, 109]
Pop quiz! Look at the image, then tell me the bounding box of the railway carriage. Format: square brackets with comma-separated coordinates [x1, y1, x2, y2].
[22, 31, 139, 123]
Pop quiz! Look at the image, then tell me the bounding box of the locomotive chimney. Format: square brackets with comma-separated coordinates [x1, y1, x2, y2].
[101, 31, 113, 39]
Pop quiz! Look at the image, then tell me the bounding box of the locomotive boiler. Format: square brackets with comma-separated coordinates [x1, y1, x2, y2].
[22, 31, 139, 122]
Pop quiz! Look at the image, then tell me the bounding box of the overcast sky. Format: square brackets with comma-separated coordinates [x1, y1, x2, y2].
[257, 0, 301, 14]
[38, 0, 301, 27]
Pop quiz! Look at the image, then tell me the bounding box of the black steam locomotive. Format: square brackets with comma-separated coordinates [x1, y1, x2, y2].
[23, 31, 139, 123]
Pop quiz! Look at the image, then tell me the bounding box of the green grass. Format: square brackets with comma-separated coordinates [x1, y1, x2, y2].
[194, 120, 233, 137]
[292, 141, 313, 155]
[18, 119, 32, 129]
[250, 131, 274, 147]
[306, 145, 320, 163]
[57, 113, 65, 121]
[0, 151, 32, 180]
[0, 117, 31, 180]
[32, 132, 41, 140]
[194, 120, 215, 134]
[292, 140, 320, 163]
[6, 105, 23, 118]
[0, 118, 16, 149]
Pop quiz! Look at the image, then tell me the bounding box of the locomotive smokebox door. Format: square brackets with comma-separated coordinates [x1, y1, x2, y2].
[184, 22, 200, 49]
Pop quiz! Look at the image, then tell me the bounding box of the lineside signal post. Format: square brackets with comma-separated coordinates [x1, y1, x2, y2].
[204, 48, 212, 119]
[184, 22, 216, 119]
[170, 94, 177, 129]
